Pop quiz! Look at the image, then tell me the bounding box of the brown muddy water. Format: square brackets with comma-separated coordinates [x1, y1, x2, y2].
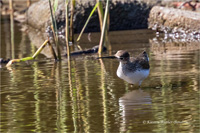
[1, 19, 200, 132]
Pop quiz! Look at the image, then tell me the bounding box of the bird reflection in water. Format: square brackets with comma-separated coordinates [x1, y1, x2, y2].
[119, 89, 152, 131]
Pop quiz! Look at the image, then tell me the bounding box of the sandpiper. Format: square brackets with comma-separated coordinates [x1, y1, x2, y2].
[115, 50, 150, 86]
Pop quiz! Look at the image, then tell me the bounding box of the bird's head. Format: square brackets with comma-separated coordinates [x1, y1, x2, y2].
[115, 50, 130, 62]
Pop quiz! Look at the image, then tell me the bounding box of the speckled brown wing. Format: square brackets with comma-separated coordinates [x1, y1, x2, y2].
[136, 51, 150, 69]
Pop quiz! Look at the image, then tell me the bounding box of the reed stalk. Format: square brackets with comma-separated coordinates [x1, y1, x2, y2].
[96, 0, 104, 32]
[9, 0, 14, 59]
[48, 0, 57, 37]
[70, 0, 75, 43]
[53, 0, 58, 14]
[32, 40, 49, 58]
[27, 0, 31, 7]
[6, 40, 49, 67]
[98, 0, 109, 56]
[65, 0, 70, 60]
[105, 10, 110, 37]
[48, 0, 61, 60]
[48, 40, 58, 60]
[77, 2, 99, 42]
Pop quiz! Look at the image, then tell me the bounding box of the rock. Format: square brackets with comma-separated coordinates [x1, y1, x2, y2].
[27, 0, 51, 31]
[27, 0, 156, 33]
[148, 6, 200, 34]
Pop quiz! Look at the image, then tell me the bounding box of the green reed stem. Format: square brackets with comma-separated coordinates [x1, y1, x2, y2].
[27, 0, 31, 7]
[98, 0, 109, 56]
[49, 0, 57, 36]
[6, 40, 49, 67]
[9, 0, 15, 59]
[96, 0, 104, 32]
[77, 2, 99, 42]
[32, 40, 49, 58]
[53, 0, 58, 14]
[48, 40, 58, 60]
[48, 0, 61, 60]
[70, 0, 75, 43]
[65, 0, 70, 59]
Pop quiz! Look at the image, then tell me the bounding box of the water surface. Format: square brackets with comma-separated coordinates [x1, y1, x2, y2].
[1, 20, 199, 132]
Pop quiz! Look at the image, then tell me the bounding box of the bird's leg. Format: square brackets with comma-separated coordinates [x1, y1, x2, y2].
[138, 81, 143, 88]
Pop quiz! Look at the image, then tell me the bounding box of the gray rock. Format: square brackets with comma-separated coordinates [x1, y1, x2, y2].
[148, 6, 200, 35]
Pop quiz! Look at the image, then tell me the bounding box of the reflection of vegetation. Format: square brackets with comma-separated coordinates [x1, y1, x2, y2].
[3, 50, 199, 132]
[33, 61, 42, 132]
[99, 59, 109, 132]
[150, 37, 200, 56]
[83, 59, 91, 132]
[149, 45, 199, 132]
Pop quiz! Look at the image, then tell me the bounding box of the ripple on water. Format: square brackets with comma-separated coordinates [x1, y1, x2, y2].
[1, 28, 200, 132]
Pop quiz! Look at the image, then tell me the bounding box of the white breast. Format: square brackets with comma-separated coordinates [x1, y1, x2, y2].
[117, 62, 149, 85]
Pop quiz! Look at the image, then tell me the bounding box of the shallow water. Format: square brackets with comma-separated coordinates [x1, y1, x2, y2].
[1, 19, 200, 132]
